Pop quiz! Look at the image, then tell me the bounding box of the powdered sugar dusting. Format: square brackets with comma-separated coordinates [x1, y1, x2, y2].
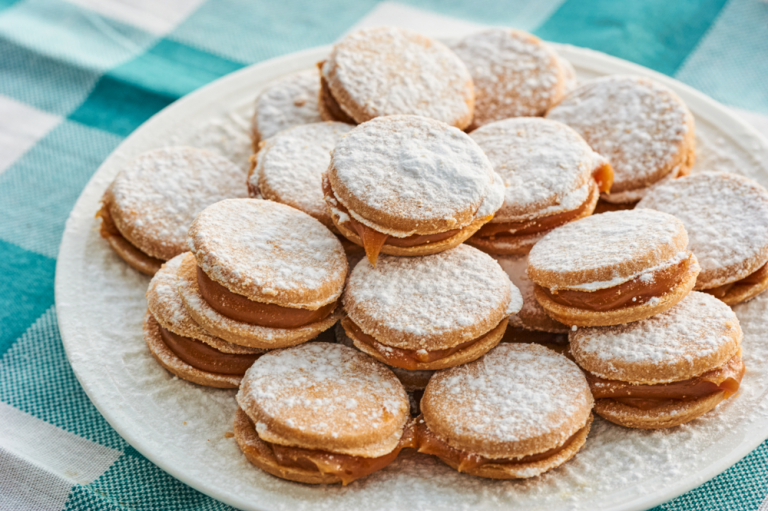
[571, 292, 741, 382]
[252, 122, 353, 225]
[237, 343, 407, 449]
[252, 69, 323, 142]
[188, 199, 346, 308]
[637, 172, 768, 288]
[452, 29, 563, 126]
[331, 115, 500, 227]
[470, 117, 606, 221]
[546, 75, 690, 193]
[108, 147, 247, 259]
[426, 344, 592, 448]
[325, 27, 473, 125]
[528, 209, 685, 289]
[344, 245, 514, 348]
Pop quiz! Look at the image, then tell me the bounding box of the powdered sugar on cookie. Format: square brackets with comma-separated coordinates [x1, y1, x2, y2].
[547, 75, 692, 195]
[187, 199, 347, 308]
[252, 69, 323, 142]
[470, 117, 606, 221]
[638, 172, 768, 287]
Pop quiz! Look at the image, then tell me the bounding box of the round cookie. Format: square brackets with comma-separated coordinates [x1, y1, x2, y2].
[570, 292, 744, 429]
[467, 117, 612, 255]
[248, 122, 353, 230]
[528, 209, 700, 327]
[98, 147, 246, 275]
[418, 343, 594, 479]
[341, 245, 522, 371]
[546, 75, 695, 204]
[251, 69, 323, 150]
[145, 254, 265, 388]
[234, 342, 411, 485]
[324, 115, 504, 265]
[320, 27, 474, 129]
[638, 172, 768, 305]
[182, 199, 347, 348]
[451, 29, 571, 129]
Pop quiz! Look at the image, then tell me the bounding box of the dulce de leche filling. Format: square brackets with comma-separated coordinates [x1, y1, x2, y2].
[323, 178, 461, 265]
[414, 417, 586, 472]
[541, 254, 693, 312]
[342, 317, 489, 370]
[159, 326, 261, 375]
[587, 354, 745, 410]
[475, 181, 599, 239]
[197, 266, 336, 328]
[97, 202, 164, 266]
[703, 262, 768, 299]
[501, 326, 570, 355]
[247, 412, 416, 485]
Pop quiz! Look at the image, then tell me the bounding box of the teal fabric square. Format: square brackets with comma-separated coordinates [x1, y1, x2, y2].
[0, 240, 54, 357]
[0, 120, 122, 258]
[536, 0, 729, 75]
[0, 307, 127, 449]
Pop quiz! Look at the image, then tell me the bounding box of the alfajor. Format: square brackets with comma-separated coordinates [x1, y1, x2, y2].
[495, 255, 569, 353]
[178, 199, 346, 349]
[324, 115, 505, 265]
[98, 147, 246, 275]
[248, 121, 353, 231]
[570, 292, 745, 429]
[417, 343, 594, 479]
[319, 27, 474, 129]
[144, 254, 264, 388]
[528, 209, 700, 327]
[234, 342, 412, 485]
[467, 117, 612, 255]
[341, 245, 522, 371]
[251, 69, 323, 150]
[638, 172, 768, 305]
[451, 29, 573, 129]
[547, 75, 695, 206]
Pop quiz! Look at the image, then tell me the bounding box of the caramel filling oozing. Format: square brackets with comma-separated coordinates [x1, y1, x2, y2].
[587, 354, 745, 410]
[97, 202, 164, 266]
[324, 179, 461, 265]
[414, 417, 586, 472]
[593, 163, 614, 194]
[343, 317, 489, 370]
[159, 326, 261, 376]
[317, 65, 357, 125]
[247, 413, 416, 485]
[501, 326, 569, 355]
[542, 254, 692, 312]
[703, 262, 768, 299]
[196, 266, 336, 329]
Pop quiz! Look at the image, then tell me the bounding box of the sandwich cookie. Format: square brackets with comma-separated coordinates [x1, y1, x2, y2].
[98, 147, 246, 276]
[341, 245, 523, 371]
[570, 292, 745, 429]
[234, 342, 413, 485]
[547, 75, 695, 206]
[179, 199, 346, 349]
[251, 69, 323, 150]
[494, 255, 569, 353]
[451, 29, 572, 130]
[417, 343, 594, 479]
[467, 117, 612, 255]
[248, 121, 353, 231]
[319, 27, 474, 129]
[638, 172, 768, 305]
[324, 115, 505, 265]
[144, 254, 265, 388]
[528, 209, 700, 327]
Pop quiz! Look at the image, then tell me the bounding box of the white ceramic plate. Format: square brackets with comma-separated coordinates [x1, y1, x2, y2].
[56, 43, 768, 511]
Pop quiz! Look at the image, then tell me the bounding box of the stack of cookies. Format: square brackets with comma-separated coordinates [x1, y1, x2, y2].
[96, 26, 768, 486]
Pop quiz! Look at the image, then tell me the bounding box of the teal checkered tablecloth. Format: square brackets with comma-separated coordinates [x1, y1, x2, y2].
[1, 0, 768, 510]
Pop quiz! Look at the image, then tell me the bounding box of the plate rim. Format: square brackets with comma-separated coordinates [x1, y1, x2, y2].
[55, 41, 768, 511]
